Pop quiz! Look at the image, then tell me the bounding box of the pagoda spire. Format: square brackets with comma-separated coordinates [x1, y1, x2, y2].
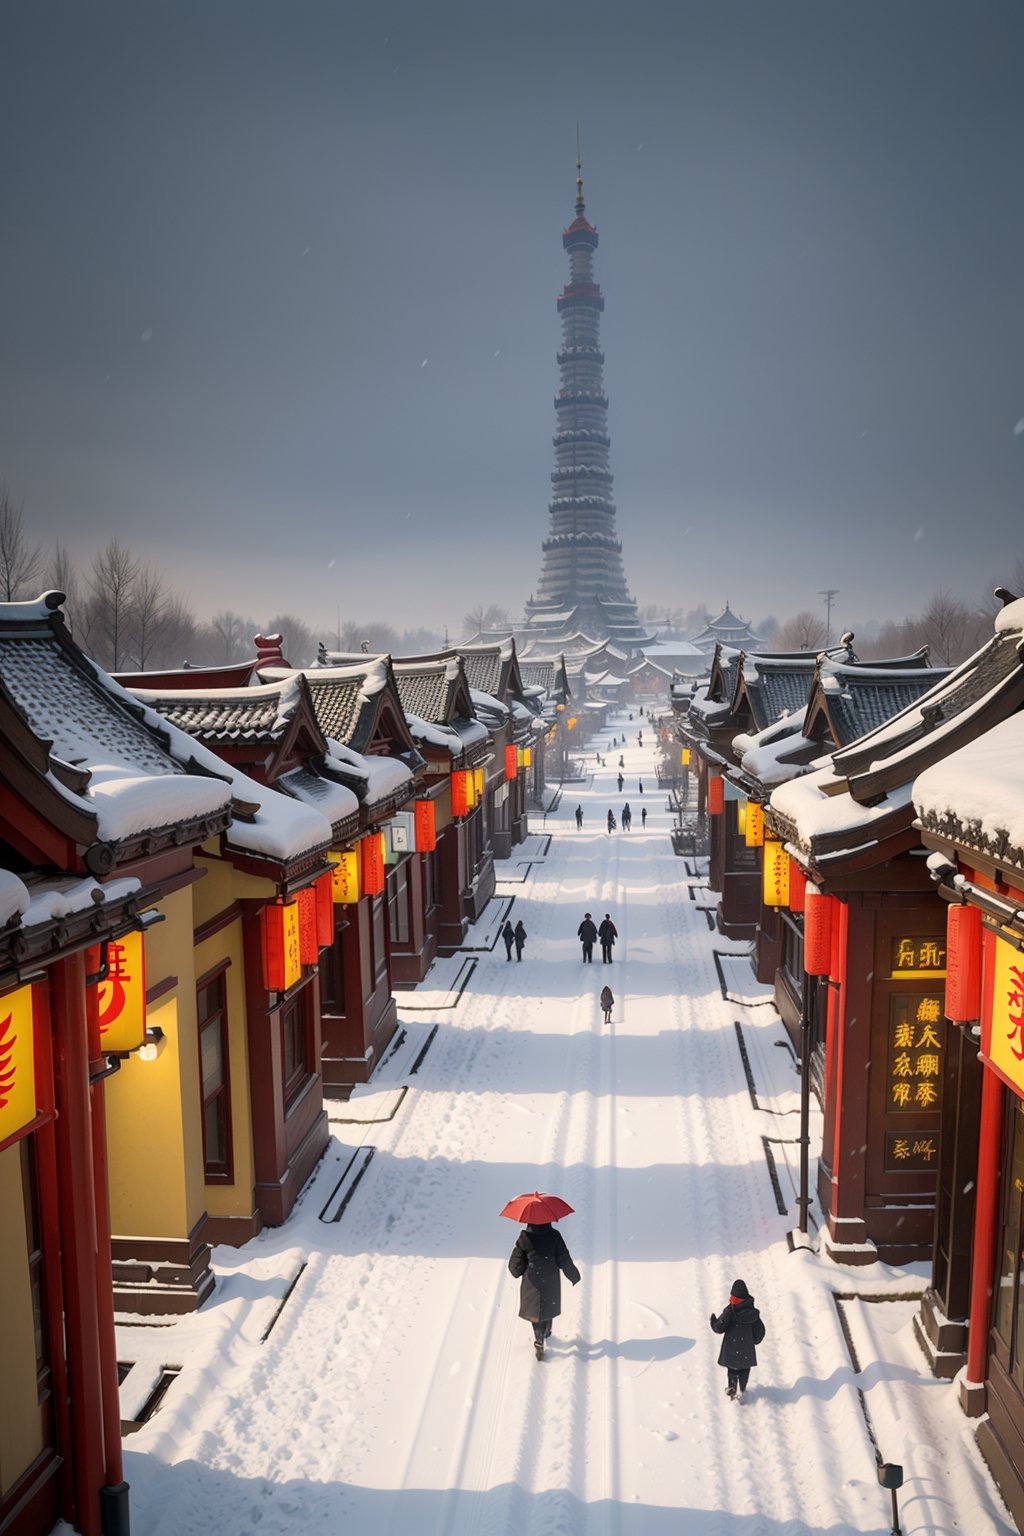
[522, 151, 649, 652]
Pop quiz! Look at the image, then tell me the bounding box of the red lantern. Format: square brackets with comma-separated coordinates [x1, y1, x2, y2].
[297, 886, 319, 966]
[262, 902, 301, 993]
[505, 744, 518, 781]
[451, 770, 470, 817]
[360, 833, 386, 896]
[708, 775, 724, 816]
[788, 863, 807, 914]
[945, 903, 983, 1022]
[315, 872, 335, 947]
[803, 887, 833, 976]
[414, 799, 437, 852]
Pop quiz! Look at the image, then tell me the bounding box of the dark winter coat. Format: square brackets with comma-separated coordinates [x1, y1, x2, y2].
[598, 919, 618, 946]
[600, 986, 614, 1012]
[501, 920, 515, 953]
[578, 918, 598, 945]
[514, 921, 527, 953]
[709, 1292, 765, 1369]
[508, 1224, 580, 1322]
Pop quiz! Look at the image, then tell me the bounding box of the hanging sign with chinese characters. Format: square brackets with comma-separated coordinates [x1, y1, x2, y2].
[329, 849, 360, 904]
[262, 901, 301, 993]
[0, 984, 37, 1145]
[414, 799, 437, 853]
[297, 885, 320, 966]
[360, 832, 386, 896]
[505, 744, 518, 781]
[745, 802, 764, 848]
[761, 841, 790, 907]
[95, 931, 147, 1052]
[982, 931, 1024, 1100]
[451, 770, 471, 817]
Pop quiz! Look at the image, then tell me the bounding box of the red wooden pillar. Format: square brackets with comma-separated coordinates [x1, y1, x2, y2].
[966, 1064, 1005, 1389]
[50, 952, 107, 1536]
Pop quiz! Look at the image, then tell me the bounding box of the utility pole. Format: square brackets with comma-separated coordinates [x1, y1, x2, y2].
[819, 588, 839, 646]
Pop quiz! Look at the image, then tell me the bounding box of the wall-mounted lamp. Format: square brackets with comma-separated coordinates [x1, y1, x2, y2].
[136, 1026, 166, 1063]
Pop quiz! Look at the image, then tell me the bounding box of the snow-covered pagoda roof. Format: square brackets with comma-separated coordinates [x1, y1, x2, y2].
[0, 592, 234, 870]
[689, 604, 764, 654]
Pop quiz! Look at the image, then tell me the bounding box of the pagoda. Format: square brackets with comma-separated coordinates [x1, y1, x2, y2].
[522, 151, 651, 652]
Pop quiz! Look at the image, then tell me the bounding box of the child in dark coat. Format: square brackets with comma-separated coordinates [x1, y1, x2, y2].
[508, 1223, 581, 1360]
[599, 985, 614, 1024]
[710, 1278, 765, 1399]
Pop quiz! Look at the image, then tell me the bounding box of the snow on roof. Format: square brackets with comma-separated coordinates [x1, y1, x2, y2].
[913, 711, 1024, 864]
[470, 687, 509, 720]
[734, 710, 817, 788]
[131, 676, 307, 745]
[275, 766, 360, 830]
[322, 739, 413, 806]
[20, 874, 142, 930]
[995, 595, 1024, 633]
[771, 763, 913, 852]
[0, 870, 30, 926]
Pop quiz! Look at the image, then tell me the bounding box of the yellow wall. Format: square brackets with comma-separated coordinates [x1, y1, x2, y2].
[0, 1142, 44, 1496]
[106, 886, 206, 1239]
[195, 913, 255, 1222]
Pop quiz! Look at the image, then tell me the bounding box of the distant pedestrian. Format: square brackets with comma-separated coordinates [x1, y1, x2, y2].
[575, 804, 584, 829]
[508, 1223, 580, 1361]
[600, 985, 614, 1025]
[638, 778, 644, 795]
[606, 810, 616, 834]
[639, 706, 645, 717]
[598, 914, 618, 963]
[514, 919, 527, 961]
[710, 1279, 765, 1401]
[617, 772, 624, 792]
[641, 806, 648, 828]
[638, 731, 643, 747]
[619, 755, 625, 768]
[577, 912, 598, 962]
[622, 803, 632, 831]
[501, 919, 515, 961]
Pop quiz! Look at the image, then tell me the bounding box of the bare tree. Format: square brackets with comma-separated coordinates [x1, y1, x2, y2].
[337, 618, 398, 654]
[919, 590, 972, 666]
[127, 564, 170, 671]
[0, 482, 42, 601]
[462, 603, 510, 639]
[201, 610, 257, 665]
[89, 539, 139, 670]
[265, 613, 316, 668]
[157, 593, 199, 668]
[776, 609, 827, 651]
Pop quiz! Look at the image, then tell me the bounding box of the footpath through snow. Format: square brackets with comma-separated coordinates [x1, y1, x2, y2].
[106, 717, 1013, 1536]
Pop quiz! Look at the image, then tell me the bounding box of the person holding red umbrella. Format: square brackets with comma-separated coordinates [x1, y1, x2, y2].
[503, 1192, 580, 1361]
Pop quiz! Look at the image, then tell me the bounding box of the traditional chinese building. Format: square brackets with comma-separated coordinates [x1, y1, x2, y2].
[0, 592, 235, 1536]
[688, 603, 765, 657]
[911, 607, 1024, 1526]
[521, 155, 650, 652]
[767, 599, 1024, 1267]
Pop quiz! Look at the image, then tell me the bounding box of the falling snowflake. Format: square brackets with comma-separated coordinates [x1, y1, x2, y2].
[1014, 418, 1024, 436]
[141, 328, 154, 343]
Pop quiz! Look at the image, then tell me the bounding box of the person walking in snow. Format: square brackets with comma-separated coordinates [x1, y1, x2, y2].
[508, 1222, 581, 1360]
[638, 731, 643, 747]
[599, 985, 614, 1025]
[638, 778, 644, 795]
[641, 805, 648, 829]
[501, 919, 515, 961]
[606, 809, 616, 834]
[617, 772, 624, 793]
[709, 1278, 765, 1400]
[618, 755, 625, 768]
[621, 803, 632, 831]
[575, 803, 584, 829]
[598, 914, 618, 963]
[514, 919, 527, 961]
[577, 912, 598, 963]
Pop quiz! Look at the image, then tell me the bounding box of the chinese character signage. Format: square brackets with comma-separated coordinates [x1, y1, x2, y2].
[505, 745, 518, 781]
[0, 984, 37, 1145]
[762, 841, 790, 907]
[451, 770, 471, 817]
[886, 994, 944, 1113]
[361, 832, 386, 896]
[97, 931, 147, 1052]
[414, 800, 436, 853]
[884, 1131, 939, 1173]
[984, 933, 1024, 1100]
[329, 849, 360, 904]
[745, 803, 764, 848]
[297, 885, 319, 966]
[890, 936, 947, 978]
[262, 901, 301, 993]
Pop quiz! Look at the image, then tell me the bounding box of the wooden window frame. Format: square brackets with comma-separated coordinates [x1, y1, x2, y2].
[281, 984, 315, 1110]
[196, 960, 233, 1184]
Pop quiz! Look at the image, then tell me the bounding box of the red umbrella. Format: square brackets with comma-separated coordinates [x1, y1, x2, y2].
[500, 1191, 574, 1224]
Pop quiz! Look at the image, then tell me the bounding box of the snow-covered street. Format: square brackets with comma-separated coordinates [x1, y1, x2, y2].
[116, 723, 1013, 1535]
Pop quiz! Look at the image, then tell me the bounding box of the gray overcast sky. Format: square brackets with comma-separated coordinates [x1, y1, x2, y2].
[2, 1, 1022, 638]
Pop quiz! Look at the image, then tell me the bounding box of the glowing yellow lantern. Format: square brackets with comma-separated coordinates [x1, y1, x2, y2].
[762, 841, 791, 907]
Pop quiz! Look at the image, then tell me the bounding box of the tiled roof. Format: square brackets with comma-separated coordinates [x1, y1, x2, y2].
[824, 671, 946, 746]
[460, 649, 503, 697]
[393, 665, 450, 725]
[743, 661, 818, 727]
[304, 675, 370, 749]
[142, 689, 288, 745]
[0, 633, 183, 778]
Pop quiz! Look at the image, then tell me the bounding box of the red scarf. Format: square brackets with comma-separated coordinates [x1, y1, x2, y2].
[729, 1294, 746, 1306]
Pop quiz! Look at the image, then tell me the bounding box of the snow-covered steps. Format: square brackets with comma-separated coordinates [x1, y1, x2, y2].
[318, 1146, 376, 1223]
